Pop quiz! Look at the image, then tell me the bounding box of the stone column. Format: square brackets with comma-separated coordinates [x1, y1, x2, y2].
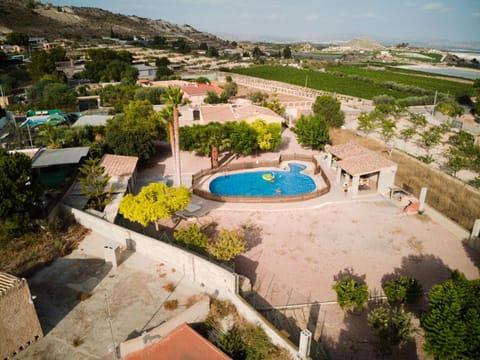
[299, 329, 312, 359]
[418, 187, 428, 213]
[351, 175, 360, 196]
[471, 219, 480, 239]
[336, 167, 342, 184]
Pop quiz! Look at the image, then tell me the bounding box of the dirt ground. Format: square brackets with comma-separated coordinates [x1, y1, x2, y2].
[137, 130, 480, 360]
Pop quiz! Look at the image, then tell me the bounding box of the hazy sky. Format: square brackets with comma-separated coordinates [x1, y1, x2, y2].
[43, 0, 480, 43]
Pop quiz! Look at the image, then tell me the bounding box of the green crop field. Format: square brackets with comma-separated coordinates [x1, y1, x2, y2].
[232, 65, 472, 100]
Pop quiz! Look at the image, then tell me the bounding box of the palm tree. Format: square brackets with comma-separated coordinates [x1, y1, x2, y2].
[161, 86, 184, 186]
[202, 123, 230, 168]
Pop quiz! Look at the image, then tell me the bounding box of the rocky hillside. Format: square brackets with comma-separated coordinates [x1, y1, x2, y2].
[0, 0, 225, 46]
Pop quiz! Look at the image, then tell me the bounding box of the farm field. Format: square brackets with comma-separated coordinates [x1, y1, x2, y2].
[232, 65, 472, 100]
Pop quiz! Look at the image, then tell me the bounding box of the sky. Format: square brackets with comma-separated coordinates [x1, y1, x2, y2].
[42, 0, 480, 44]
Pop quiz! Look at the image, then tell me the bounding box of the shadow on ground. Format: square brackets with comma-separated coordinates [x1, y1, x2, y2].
[28, 258, 112, 334]
[238, 257, 456, 360]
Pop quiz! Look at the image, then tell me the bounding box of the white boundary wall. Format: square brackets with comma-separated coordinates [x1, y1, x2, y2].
[65, 206, 238, 295]
[64, 205, 302, 359]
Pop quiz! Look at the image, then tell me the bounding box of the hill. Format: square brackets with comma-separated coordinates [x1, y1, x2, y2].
[0, 0, 225, 46]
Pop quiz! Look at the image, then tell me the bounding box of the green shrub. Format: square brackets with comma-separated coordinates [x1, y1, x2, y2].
[217, 327, 246, 360]
[368, 305, 414, 354]
[383, 276, 423, 304]
[207, 228, 246, 261]
[332, 276, 369, 313]
[174, 224, 208, 250]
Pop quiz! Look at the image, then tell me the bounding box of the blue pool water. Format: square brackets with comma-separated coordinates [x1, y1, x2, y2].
[209, 163, 316, 197]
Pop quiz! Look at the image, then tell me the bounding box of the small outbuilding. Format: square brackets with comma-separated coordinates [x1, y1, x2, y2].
[0, 272, 43, 359]
[324, 142, 397, 196]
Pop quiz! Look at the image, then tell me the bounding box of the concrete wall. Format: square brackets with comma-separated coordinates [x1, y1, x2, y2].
[64, 206, 238, 296]
[378, 165, 398, 195]
[64, 206, 303, 358]
[224, 294, 302, 359]
[0, 278, 43, 359]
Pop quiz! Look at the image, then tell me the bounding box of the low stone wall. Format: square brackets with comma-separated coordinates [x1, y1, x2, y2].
[64, 206, 238, 296]
[63, 206, 303, 358]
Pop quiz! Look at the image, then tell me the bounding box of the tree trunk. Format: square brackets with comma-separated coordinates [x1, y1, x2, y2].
[211, 145, 219, 168]
[173, 106, 182, 187]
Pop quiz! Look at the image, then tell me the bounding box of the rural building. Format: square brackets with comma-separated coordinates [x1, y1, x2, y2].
[133, 64, 157, 81]
[99, 154, 139, 222]
[181, 83, 224, 105]
[180, 103, 284, 126]
[72, 114, 113, 127]
[122, 323, 230, 360]
[324, 142, 397, 196]
[0, 272, 43, 359]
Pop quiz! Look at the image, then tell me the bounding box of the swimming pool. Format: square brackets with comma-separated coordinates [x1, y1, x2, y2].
[209, 163, 316, 197]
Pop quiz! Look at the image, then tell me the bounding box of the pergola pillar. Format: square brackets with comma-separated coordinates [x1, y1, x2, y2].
[336, 167, 342, 183]
[351, 175, 360, 196]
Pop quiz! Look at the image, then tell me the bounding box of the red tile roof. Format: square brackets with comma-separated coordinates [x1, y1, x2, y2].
[99, 154, 138, 177]
[123, 323, 230, 360]
[182, 83, 223, 96]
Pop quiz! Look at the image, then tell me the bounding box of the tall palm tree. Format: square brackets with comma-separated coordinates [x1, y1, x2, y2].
[202, 122, 230, 168]
[161, 86, 184, 186]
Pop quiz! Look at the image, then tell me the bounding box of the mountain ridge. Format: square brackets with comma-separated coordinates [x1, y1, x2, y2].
[0, 0, 226, 46]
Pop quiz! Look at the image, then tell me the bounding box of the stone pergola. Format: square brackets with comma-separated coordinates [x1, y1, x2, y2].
[324, 142, 397, 196]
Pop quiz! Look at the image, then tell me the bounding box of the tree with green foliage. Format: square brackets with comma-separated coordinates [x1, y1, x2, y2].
[161, 86, 184, 186]
[119, 183, 191, 229]
[248, 91, 269, 105]
[207, 228, 246, 261]
[312, 95, 345, 128]
[332, 276, 369, 313]
[383, 276, 423, 304]
[193, 76, 211, 84]
[283, 46, 292, 59]
[174, 224, 208, 251]
[0, 149, 40, 240]
[207, 46, 219, 57]
[28, 51, 57, 82]
[263, 93, 286, 115]
[105, 100, 162, 162]
[368, 305, 414, 354]
[134, 86, 165, 105]
[6, 31, 29, 46]
[229, 121, 258, 155]
[294, 113, 330, 150]
[204, 90, 227, 104]
[151, 36, 167, 49]
[173, 38, 191, 54]
[98, 84, 137, 113]
[408, 112, 427, 130]
[79, 158, 114, 211]
[222, 80, 238, 99]
[380, 118, 396, 147]
[252, 46, 263, 59]
[399, 127, 416, 149]
[28, 78, 77, 110]
[421, 270, 480, 360]
[76, 48, 137, 83]
[216, 326, 246, 360]
[420, 127, 441, 154]
[357, 111, 378, 135]
[251, 119, 282, 151]
[447, 148, 469, 177]
[155, 65, 174, 80]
